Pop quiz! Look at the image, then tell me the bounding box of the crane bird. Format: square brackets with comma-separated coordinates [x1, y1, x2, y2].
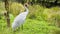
[12, 4, 29, 31]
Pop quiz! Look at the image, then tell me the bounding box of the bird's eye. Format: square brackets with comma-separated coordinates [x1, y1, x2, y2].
[25, 4, 28, 7]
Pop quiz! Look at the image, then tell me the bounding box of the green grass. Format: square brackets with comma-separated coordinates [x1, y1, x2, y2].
[0, 16, 60, 34]
[0, 2, 60, 34]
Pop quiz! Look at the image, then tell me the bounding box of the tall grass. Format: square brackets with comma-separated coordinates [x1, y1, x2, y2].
[0, 2, 60, 34]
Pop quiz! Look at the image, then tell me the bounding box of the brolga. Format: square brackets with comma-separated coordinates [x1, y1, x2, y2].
[12, 4, 29, 31]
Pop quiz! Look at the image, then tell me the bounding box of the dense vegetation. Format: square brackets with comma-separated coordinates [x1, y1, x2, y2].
[1, 0, 60, 7]
[0, 0, 60, 34]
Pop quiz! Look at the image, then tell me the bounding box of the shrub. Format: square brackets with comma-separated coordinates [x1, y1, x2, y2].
[9, 2, 25, 16]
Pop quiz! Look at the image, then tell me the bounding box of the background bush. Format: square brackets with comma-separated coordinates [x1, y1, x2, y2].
[0, 1, 60, 34]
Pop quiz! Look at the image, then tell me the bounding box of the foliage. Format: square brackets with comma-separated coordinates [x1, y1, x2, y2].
[9, 2, 25, 16]
[0, 1, 60, 34]
[0, 17, 60, 34]
[0, 2, 5, 12]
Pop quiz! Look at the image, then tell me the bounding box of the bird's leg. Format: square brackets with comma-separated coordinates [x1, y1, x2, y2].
[13, 30, 16, 32]
[18, 27, 20, 29]
[17, 27, 20, 31]
[13, 28, 16, 32]
[21, 25, 23, 30]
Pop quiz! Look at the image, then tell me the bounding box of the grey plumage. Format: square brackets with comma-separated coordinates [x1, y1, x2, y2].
[12, 5, 29, 31]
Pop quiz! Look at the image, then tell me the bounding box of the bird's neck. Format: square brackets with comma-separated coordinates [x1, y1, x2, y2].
[24, 6, 29, 12]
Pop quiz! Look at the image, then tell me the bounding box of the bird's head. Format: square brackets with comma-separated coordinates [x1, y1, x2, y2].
[23, 3, 29, 12]
[24, 3, 29, 8]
